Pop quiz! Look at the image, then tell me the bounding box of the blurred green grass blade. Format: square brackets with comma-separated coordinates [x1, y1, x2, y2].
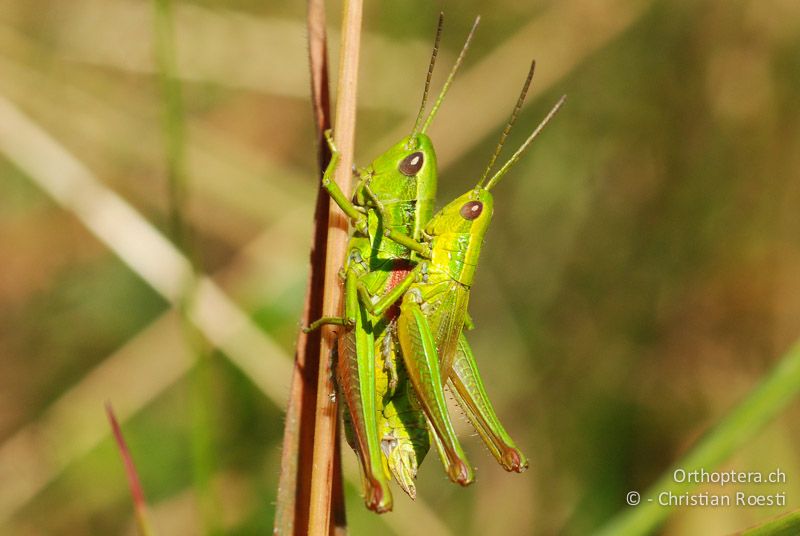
[153, 0, 188, 251]
[153, 0, 220, 531]
[595, 342, 800, 536]
[740, 509, 800, 536]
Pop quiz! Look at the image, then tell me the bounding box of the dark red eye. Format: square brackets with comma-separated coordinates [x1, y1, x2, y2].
[460, 201, 483, 220]
[399, 152, 424, 176]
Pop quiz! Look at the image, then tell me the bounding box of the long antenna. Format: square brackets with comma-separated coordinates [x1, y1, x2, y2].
[420, 15, 481, 134]
[478, 60, 536, 187]
[484, 94, 567, 191]
[410, 13, 444, 138]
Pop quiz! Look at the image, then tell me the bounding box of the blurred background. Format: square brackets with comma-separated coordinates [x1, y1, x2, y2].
[1, 0, 799, 534]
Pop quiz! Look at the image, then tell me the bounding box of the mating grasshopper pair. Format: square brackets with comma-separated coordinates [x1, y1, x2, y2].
[305, 14, 565, 513]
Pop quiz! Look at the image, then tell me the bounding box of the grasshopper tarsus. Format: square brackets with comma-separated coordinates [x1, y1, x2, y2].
[450, 459, 475, 487]
[364, 478, 393, 513]
[323, 128, 337, 153]
[502, 447, 529, 473]
[302, 315, 349, 333]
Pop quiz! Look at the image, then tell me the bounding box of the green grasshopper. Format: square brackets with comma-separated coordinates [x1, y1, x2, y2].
[306, 15, 479, 512]
[359, 62, 567, 484]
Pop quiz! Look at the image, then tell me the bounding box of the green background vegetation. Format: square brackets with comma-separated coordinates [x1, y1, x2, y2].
[1, 0, 799, 534]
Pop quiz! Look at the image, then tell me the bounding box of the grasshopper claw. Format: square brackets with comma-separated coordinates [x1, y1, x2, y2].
[323, 128, 338, 153]
[449, 460, 474, 486]
[502, 448, 529, 473]
[364, 478, 393, 513]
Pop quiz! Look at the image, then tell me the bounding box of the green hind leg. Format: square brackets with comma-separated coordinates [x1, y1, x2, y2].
[335, 269, 393, 512]
[448, 333, 528, 472]
[396, 290, 474, 486]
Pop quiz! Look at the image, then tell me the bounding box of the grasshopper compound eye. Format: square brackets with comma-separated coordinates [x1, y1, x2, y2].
[460, 200, 483, 220]
[399, 152, 424, 176]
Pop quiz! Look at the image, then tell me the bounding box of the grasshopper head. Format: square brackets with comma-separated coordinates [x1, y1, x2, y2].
[425, 187, 494, 240]
[368, 133, 436, 201]
[364, 134, 438, 230]
[423, 186, 494, 285]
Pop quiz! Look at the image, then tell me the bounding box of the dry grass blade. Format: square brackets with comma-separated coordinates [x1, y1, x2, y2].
[0, 46, 306, 230]
[274, 0, 341, 532]
[307, 0, 363, 533]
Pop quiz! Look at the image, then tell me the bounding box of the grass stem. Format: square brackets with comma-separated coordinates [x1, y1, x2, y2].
[307, 0, 363, 533]
[152, 1, 220, 534]
[275, 0, 347, 533]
